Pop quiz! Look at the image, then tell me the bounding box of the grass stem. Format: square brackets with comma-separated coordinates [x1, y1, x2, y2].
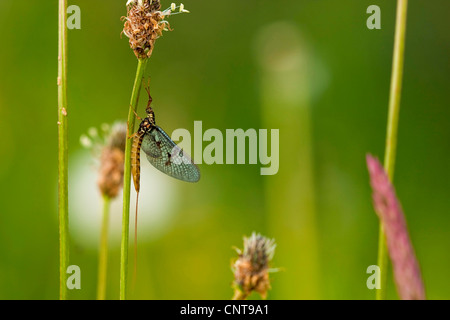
[58, 0, 69, 300]
[97, 195, 111, 300]
[377, 0, 408, 300]
[120, 58, 148, 300]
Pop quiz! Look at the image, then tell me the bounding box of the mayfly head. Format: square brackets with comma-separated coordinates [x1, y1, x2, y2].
[144, 82, 156, 124]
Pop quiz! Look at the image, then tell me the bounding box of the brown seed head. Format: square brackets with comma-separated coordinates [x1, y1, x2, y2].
[97, 147, 125, 198]
[106, 122, 127, 152]
[97, 123, 127, 198]
[123, 0, 169, 59]
[232, 233, 276, 299]
[81, 122, 127, 199]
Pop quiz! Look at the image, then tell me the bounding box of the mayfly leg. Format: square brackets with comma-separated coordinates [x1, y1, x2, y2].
[144, 80, 154, 115]
[126, 104, 143, 139]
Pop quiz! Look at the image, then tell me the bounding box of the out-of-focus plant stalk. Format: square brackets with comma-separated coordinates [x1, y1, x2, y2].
[256, 23, 320, 299]
[81, 122, 126, 300]
[120, 58, 148, 300]
[377, 0, 408, 300]
[58, 0, 69, 300]
[97, 195, 111, 300]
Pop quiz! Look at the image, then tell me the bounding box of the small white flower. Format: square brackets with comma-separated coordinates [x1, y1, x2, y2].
[179, 3, 189, 13]
[102, 122, 111, 132]
[88, 127, 99, 139]
[80, 134, 93, 149]
[162, 2, 190, 16]
[127, 0, 144, 6]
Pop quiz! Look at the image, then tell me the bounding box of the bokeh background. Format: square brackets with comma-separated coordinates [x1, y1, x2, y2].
[0, 0, 449, 299]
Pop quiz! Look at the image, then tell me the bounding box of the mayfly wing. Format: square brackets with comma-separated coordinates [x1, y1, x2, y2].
[140, 129, 163, 158]
[141, 126, 200, 183]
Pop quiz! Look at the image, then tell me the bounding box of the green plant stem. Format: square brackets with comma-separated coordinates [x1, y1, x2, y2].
[97, 195, 111, 300]
[58, 0, 69, 300]
[377, 0, 408, 300]
[120, 58, 148, 300]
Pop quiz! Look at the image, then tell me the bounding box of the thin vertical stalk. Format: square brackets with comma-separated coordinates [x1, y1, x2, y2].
[377, 0, 408, 300]
[97, 195, 111, 300]
[120, 58, 148, 300]
[58, 0, 69, 300]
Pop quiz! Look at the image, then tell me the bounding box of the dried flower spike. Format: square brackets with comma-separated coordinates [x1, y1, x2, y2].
[97, 147, 125, 199]
[123, 0, 189, 59]
[232, 232, 277, 300]
[81, 122, 127, 199]
[366, 154, 426, 300]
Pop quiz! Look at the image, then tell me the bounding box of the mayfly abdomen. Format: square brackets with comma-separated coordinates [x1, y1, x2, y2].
[131, 132, 145, 193]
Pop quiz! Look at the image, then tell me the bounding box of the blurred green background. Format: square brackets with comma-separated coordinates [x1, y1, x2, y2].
[0, 0, 449, 299]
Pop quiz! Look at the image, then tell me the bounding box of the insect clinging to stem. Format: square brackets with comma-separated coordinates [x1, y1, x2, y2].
[128, 81, 200, 277]
[130, 83, 200, 191]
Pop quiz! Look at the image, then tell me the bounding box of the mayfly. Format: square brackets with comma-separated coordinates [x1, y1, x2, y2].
[131, 88, 200, 191]
[129, 85, 200, 274]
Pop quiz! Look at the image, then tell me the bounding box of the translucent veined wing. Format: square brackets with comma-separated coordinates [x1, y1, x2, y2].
[140, 128, 162, 158]
[141, 126, 200, 182]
